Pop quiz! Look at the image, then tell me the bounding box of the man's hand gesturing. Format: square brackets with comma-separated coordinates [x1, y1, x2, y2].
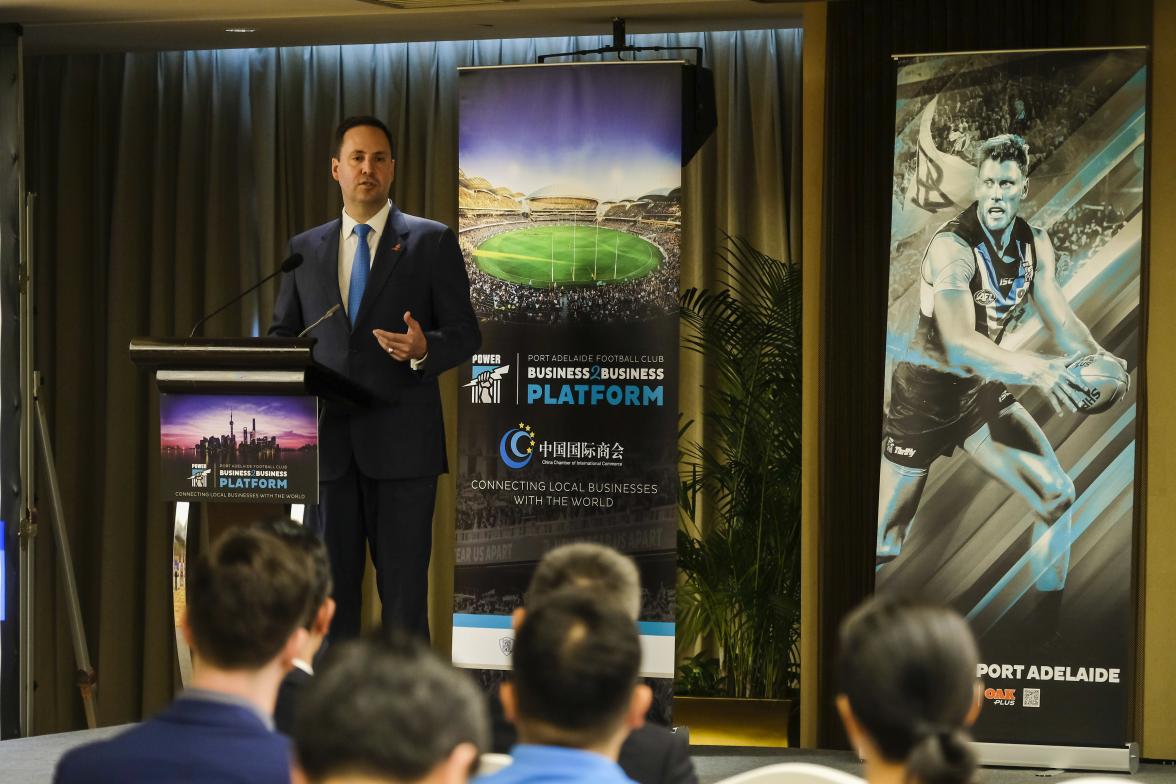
[373, 311, 428, 362]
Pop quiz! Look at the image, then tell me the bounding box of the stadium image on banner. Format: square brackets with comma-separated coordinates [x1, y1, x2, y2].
[454, 62, 682, 697]
[875, 48, 1146, 751]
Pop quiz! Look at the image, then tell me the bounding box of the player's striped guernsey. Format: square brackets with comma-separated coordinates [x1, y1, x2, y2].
[914, 201, 1037, 364]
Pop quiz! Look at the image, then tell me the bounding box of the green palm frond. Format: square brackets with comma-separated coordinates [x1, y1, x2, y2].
[677, 235, 802, 700]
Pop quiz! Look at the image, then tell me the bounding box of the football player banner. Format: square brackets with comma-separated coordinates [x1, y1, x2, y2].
[875, 47, 1146, 757]
[452, 62, 682, 686]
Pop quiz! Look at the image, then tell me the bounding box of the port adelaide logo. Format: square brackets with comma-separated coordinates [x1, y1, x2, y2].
[465, 353, 510, 404]
[189, 464, 211, 488]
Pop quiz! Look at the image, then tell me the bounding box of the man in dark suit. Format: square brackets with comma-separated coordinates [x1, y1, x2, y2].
[258, 518, 335, 736]
[490, 543, 697, 784]
[54, 526, 316, 784]
[269, 115, 480, 640]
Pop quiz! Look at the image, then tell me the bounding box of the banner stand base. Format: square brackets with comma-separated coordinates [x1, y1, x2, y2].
[974, 742, 1139, 773]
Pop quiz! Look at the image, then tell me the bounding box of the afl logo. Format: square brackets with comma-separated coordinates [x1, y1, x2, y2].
[974, 290, 996, 305]
[499, 423, 536, 469]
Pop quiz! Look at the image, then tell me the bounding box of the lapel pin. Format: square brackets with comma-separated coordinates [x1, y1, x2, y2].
[392, 243, 402, 252]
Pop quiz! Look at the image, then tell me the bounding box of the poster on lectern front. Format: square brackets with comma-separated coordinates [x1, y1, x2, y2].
[159, 393, 318, 503]
[874, 48, 1147, 749]
[452, 62, 682, 687]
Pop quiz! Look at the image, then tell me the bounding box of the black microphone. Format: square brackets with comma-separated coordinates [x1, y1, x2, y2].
[188, 254, 304, 338]
[298, 303, 342, 338]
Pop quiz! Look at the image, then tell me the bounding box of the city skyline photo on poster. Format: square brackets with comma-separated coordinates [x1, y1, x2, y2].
[159, 393, 318, 503]
[160, 394, 318, 450]
[875, 48, 1146, 750]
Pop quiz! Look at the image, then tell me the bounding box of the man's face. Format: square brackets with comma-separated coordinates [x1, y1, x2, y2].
[975, 158, 1027, 233]
[332, 125, 395, 216]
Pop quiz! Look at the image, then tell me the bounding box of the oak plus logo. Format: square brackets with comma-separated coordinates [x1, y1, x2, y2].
[984, 687, 1016, 706]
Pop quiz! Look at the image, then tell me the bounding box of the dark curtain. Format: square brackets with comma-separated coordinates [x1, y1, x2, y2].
[817, 0, 1152, 746]
[23, 29, 802, 733]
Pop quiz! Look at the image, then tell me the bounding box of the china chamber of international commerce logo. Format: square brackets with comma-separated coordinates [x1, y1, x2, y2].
[465, 354, 511, 404]
[190, 464, 211, 488]
[499, 423, 536, 469]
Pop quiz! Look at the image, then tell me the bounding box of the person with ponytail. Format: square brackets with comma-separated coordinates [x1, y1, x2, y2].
[836, 595, 983, 784]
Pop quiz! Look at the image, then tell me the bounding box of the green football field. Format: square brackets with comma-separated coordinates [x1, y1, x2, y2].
[473, 225, 661, 288]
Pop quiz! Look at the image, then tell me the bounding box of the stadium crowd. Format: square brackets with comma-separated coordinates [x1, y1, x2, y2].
[892, 62, 1121, 203]
[927, 64, 1116, 168]
[1048, 201, 1130, 285]
[458, 219, 680, 324]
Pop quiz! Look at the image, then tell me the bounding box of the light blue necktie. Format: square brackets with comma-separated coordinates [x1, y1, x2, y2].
[348, 223, 372, 325]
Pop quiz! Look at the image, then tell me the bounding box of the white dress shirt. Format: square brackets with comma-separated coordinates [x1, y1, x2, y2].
[337, 199, 427, 369]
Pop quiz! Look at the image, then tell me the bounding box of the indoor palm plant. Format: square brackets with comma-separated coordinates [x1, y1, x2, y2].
[676, 235, 802, 739]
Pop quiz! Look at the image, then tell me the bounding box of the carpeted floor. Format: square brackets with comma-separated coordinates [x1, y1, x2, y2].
[691, 746, 1176, 784]
[2, 729, 1174, 783]
[0, 725, 127, 782]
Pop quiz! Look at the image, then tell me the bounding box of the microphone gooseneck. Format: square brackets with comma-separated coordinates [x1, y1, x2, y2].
[187, 253, 304, 338]
[298, 303, 343, 338]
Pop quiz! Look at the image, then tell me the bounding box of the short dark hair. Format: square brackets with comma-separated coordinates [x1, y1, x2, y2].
[527, 543, 641, 620]
[187, 527, 315, 669]
[838, 595, 979, 784]
[254, 519, 331, 630]
[975, 133, 1029, 173]
[512, 590, 640, 747]
[295, 633, 488, 783]
[334, 115, 396, 159]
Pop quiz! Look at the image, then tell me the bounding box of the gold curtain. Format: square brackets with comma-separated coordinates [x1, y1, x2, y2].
[24, 28, 802, 732]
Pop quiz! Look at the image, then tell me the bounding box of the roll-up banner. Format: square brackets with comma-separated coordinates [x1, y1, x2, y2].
[453, 62, 682, 684]
[875, 48, 1147, 762]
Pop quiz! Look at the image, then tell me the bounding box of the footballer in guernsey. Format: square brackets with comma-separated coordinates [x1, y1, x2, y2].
[875, 134, 1127, 623]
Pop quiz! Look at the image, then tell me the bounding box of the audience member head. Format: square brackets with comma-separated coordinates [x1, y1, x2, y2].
[185, 526, 315, 672]
[836, 595, 981, 784]
[294, 634, 488, 784]
[501, 590, 650, 755]
[255, 518, 335, 648]
[520, 542, 641, 624]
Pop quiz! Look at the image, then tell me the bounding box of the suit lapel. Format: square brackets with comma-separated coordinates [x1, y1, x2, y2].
[315, 219, 345, 316]
[354, 205, 408, 328]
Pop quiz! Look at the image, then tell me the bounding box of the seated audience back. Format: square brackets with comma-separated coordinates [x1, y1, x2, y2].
[293, 633, 489, 784]
[836, 595, 982, 784]
[54, 525, 317, 784]
[490, 543, 696, 784]
[480, 591, 650, 784]
[257, 518, 336, 736]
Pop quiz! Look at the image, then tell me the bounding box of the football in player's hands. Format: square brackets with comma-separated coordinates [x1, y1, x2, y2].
[1066, 354, 1129, 414]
